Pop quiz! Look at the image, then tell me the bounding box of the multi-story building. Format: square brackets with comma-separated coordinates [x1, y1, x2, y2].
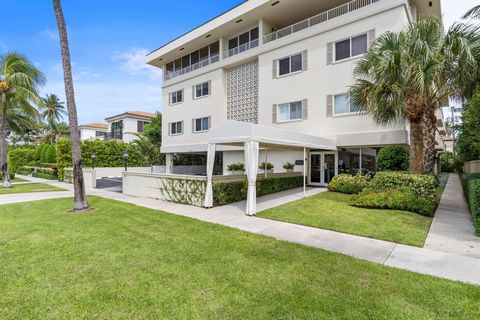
[146, 0, 443, 186]
[105, 111, 156, 143]
[79, 123, 108, 140]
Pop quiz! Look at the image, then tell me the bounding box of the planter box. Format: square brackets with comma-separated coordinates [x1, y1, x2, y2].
[229, 170, 245, 175]
[285, 169, 294, 173]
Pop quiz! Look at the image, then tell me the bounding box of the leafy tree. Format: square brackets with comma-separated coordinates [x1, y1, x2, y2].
[464, 5, 480, 19]
[53, 0, 88, 211]
[41, 94, 66, 127]
[0, 52, 45, 187]
[457, 90, 480, 162]
[133, 112, 164, 165]
[377, 146, 410, 172]
[350, 17, 480, 173]
[143, 112, 162, 147]
[440, 152, 454, 173]
[46, 144, 57, 163]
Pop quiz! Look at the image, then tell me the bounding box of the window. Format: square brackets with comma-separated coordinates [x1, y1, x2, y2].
[333, 93, 362, 115]
[228, 27, 259, 50]
[278, 53, 303, 76]
[277, 101, 302, 122]
[335, 33, 368, 61]
[194, 117, 210, 132]
[137, 121, 148, 133]
[111, 120, 123, 140]
[95, 131, 106, 138]
[194, 82, 210, 98]
[169, 90, 183, 105]
[170, 121, 183, 135]
[165, 41, 220, 76]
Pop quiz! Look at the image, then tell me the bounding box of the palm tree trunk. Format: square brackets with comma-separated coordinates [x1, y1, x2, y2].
[0, 93, 11, 187]
[409, 120, 425, 174]
[53, 0, 88, 211]
[423, 107, 437, 173]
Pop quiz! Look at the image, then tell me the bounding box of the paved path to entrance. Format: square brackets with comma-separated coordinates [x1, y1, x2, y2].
[425, 174, 480, 258]
[2, 174, 480, 285]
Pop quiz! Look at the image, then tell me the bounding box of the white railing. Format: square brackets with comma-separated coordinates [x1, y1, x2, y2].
[223, 39, 259, 59]
[165, 54, 220, 80]
[263, 0, 381, 43]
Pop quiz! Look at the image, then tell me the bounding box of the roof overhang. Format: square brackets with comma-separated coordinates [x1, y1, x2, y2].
[208, 120, 336, 150]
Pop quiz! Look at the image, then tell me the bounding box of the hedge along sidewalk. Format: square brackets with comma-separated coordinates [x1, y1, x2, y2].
[425, 174, 480, 258]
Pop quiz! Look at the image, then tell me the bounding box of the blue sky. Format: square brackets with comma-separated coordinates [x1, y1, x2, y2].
[1, 0, 472, 124]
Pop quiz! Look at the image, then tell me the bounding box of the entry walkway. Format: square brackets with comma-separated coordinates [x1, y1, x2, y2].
[425, 174, 480, 258]
[2, 174, 480, 285]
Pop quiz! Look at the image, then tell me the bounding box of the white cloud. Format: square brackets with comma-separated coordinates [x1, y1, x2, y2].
[112, 48, 163, 80]
[39, 28, 59, 41]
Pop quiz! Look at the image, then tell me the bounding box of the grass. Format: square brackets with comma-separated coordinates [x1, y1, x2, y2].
[0, 196, 479, 319]
[435, 173, 450, 205]
[0, 183, 65, 194]
[0, 177, 28, 183]
[258, 191, 432, 247]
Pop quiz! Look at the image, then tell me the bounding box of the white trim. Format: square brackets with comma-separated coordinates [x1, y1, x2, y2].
[333, 31, 369, 63]
[276, 100, 304, 123]
[193, 81, 211, 99]
[193, 116, 210, 133]
[169, 89, 184, 105]
[169, 121, 184, 136]
[276, 52, 304, 78]
[332, 93, 358, 116]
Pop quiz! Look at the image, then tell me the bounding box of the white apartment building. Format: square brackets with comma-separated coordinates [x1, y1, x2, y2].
[79, 123, 108, 141]
[105, 111, 156, 143]
[146, 0, 443, 187]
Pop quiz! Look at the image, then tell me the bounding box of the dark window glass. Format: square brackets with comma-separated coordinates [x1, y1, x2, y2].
[229, 38, 238, 50]
[210, 41, 219, 55]
[196, 85, 202, 98]
[202, 117, 209, 130]
[278, 57, 290, 76]
[290, 54, 303, 73]
[137, 121, 145, 133]
[177, 90, 183, 102]
[200, 46, 209, 60]
[335, 39, 350, 61]
[174, 59, 182, 71]
[181, 55, 190, 68]
[239, 32, 250, 46]
[250, 27, 259, 40]
[166, 62, 174, 72]
[190, 50, 200, 64]
[352, 33, 368, 56]
[195, 118, 202, 131]
[202, 82, 209, 96]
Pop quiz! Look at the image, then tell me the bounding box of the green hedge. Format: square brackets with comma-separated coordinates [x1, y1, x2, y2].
[351, 187, 435, 216]
[7, 149, 34, 173]
[328, 174, 371, 194]
[460, 173, 480, 235]
[369, 172, 437, 203]
[32, 172, 58, 180]
[56, 139, 147, 181]
[213, 176, 304, 206]
[16, 166, 35, 175]
[377, 146, 409, 171]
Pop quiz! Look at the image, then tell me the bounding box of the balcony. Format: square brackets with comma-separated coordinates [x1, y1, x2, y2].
[263, 0, 381, 44]
[222, 39, 259, 59]
[165, 54, 220, 81]
[104, 132, 123, 141]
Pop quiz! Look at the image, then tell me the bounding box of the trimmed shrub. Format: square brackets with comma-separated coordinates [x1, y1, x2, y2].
[460, 173, 480, 235]
[377, 146, 409, 171]
[328, 174, 371, 194]
[213, 176, 304, 206]
[440, 152, 454, 173]
[227, 163, 245, 172]
[283, 162, 295, 170]
[46, 145, 57, 163]
[258, 162, 274, 170]
[16, 166, 35, 175]
[32, 171, 58, 180]
[351, 187, 435, 216]
[369, 172, 437, 204]
[40, 144, 51, 163]
[7, 148, 33, 173]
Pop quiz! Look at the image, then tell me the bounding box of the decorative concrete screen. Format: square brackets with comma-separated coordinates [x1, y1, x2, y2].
[227, 60, 259, 123]
[123, 172, 207, 207]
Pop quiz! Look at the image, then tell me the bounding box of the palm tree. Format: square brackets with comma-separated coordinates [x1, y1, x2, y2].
[350, 18, 480, 173]
[0, 52, 45, 187]
[464, 5, 480, 19]
[53, 0, 89, 211]
[41, 94, 66, 127]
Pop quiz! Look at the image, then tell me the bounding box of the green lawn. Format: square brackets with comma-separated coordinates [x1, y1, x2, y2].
[0, 183, 65, 194]
[0, 177, 28, 183]
[0, 196, 479, 319]
[258, 192, 432, 247]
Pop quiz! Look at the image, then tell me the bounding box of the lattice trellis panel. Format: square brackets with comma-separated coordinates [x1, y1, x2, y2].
[227, 60, 259, 123]
[156, 178, 206, 207]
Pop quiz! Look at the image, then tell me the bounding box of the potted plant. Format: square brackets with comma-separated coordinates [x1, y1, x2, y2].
[282, 162, 295, 173]
[259, 162, 274, 174]
[227, 163, 245, 175]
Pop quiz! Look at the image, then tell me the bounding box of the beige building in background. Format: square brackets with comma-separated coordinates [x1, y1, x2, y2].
[147, 0, 445, 185]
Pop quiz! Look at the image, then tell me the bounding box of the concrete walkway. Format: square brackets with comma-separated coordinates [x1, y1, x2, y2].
[2, 174, 480, 285]
[425, 174, 480, 258]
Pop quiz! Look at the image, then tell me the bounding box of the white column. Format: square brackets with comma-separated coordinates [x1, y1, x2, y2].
[244, 141, 259, 216]
[303, 147, 306, 198]
[204, 143, 216, 208]
[265, 148, 268, 178]
[165, 153, 173, 174]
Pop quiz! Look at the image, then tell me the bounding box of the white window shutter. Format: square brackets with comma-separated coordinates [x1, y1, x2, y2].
[272, 60, 278, 78]
[368, 29, 376, 48]
[302, 99, 308, 120]
[208, 80, 212, 95]
[326, 95, 333, 117]
[192, 85, 196, 99]
[192, 119, 196, 133]
[208, 116, 211, 129]
[181, 121, 184, 134]
[302, 50, 308, 71]
[327, 43, 333, 65]
[168, 122, 172, 135]
[272, 104, 277, 123]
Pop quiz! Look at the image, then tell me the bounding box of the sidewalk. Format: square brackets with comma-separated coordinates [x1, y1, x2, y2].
[425, 174, 480, 258]
[3, 174, 480, 285]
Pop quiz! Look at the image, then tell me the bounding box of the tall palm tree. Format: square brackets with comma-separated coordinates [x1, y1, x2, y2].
[41, 93, 66, 128]
[0, 52, 44, 187]
[464, 5, 480, 19]
[53, 0, 89, 211]
[350, 18, 480, 173]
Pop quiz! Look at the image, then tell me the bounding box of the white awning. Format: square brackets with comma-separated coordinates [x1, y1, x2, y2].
[208, 120, 336, 150]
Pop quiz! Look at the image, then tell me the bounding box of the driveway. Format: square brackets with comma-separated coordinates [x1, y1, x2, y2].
[96, 177, 122, 193]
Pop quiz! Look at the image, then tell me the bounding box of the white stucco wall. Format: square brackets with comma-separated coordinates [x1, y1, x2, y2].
[107, 116, 151, 143]
[80, 128, 104, 140]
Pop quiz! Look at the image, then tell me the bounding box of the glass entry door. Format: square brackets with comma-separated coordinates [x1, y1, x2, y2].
[310, 152, 337, 186]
